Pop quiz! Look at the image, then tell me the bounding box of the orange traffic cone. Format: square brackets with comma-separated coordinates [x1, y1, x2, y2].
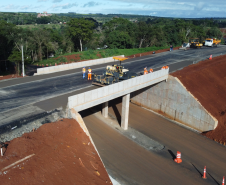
[223, 176, 225, 185]
[202, 166, 207, 179]
[174, 151, 182, 163]
[209, 55, 212, 60]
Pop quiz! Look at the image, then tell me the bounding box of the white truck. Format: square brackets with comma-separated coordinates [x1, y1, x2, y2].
[204, 38, 221, 47]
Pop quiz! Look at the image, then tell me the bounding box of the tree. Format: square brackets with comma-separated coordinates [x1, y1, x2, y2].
[29, 29, 50, 61]
[8, 50, 22, 75]
[105, 30, 133, 49]
[103, 18, 137, 49]
[67, 18, 95, 51]
[136, 21, 149, 48]
[206, 27, 222, 39]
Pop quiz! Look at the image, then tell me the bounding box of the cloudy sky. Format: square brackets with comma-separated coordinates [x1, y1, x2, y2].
[1, 0, 226, 18]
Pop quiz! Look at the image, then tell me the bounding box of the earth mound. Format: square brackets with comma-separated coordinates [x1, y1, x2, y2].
[0, 118, 111, 185]
[172, 55, 226, 143]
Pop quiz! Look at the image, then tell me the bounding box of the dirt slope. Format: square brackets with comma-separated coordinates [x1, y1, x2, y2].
[172, 55, 226, 143]
[0, 119, 111, 185]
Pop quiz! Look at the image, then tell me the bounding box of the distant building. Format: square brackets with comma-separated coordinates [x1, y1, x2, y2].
[37, 11, 52, 18]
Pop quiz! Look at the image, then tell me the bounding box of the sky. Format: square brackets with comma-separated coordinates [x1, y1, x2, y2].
[1, 0, 226, 18]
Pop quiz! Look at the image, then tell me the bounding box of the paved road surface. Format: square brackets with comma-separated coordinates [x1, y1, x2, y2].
[1, 46, 226, 126]
[82, 99, 226, 185]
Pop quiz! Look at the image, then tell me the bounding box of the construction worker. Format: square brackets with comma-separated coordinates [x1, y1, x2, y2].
[149, 68, 153, 73]
[161, 66, 166, 70]
[144, 67, 148, 75]
[88, 67, 92, 80]
[82, 66, 86, 79]
[165, 66, 169, 69]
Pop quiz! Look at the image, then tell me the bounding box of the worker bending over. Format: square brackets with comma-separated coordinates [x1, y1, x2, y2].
[144, 67, 148, 75]
[149, 68, 153, 73]
[82, 66, 86, 79]
[88, 67, 92, 80]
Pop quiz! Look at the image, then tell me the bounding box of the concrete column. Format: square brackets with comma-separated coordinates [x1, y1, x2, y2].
[121, 93, 130, 130]
[102, 102, 108, 118]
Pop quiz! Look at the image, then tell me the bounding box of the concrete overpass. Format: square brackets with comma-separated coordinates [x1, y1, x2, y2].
[68, 69, 169, 130]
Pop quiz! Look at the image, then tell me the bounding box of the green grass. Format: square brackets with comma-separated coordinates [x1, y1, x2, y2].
[33, 46, 171, 65]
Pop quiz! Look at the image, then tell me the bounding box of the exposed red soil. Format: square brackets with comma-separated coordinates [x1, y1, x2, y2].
[0, 74, 23, 81]
[172, 55, 226, 143]
[0, 118, 112, 185]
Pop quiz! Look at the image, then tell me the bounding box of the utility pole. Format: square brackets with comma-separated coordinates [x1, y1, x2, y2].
[21, 45, 25, 77]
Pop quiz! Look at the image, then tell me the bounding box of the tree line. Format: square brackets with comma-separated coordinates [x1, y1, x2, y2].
[0, 16, 224, 75]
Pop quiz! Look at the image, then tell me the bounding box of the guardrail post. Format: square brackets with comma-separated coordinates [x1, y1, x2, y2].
[102, 102, 108, 118]
[121, 93, 130, 130]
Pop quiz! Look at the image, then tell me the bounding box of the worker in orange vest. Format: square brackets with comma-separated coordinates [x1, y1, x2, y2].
[88, 67, 92, 80]
[149, 68, 153, 73]
[165, 66, 169, 69]
[82, 66, 86, 79]
[144, 67, 148, 75]
[161, 66, 166, 70]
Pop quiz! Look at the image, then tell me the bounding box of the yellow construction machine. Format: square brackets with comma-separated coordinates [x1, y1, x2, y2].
[92, 56, 138, 86]
[189, 38, 203, 48]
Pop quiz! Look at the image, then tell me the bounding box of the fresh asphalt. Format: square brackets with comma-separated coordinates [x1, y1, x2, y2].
[0, 46, 226, 126]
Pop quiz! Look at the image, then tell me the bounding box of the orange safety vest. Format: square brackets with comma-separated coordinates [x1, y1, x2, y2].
[161, 66, 166, 70]
[144, 69, 148, 74]
[165, 66, 169, 69]
[82, 68, 86, 73]
[149, 68, 153, 73]
[88, 69, 92, 73]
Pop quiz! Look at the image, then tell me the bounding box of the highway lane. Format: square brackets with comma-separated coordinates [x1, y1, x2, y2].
[0, 46, 225, 120]
[82, 99, 226, 185]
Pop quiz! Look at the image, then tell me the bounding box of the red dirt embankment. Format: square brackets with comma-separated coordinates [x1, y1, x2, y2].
[0, 119, 111, 185]
[172, 55, 226, 143]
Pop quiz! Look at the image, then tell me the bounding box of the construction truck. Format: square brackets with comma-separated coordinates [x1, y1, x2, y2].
[189, 38, 203, 48]
[92, 64, 137, 86]
[204, 38, 221, 47]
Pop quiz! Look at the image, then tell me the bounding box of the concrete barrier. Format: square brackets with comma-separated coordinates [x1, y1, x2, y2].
[68, 69, 169, 112]
[34, 55, 124, 75]
[130, 75, 218, 132]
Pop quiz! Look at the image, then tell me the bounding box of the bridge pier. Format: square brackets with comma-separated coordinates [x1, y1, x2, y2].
[121, 94, 130, 130]
[102, 102, 108, 118]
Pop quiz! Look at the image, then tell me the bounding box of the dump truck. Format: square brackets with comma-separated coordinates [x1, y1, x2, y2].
[92, 64, 137, 86]
[189, 38, 203, 48]
[204, 38, 221, 47]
